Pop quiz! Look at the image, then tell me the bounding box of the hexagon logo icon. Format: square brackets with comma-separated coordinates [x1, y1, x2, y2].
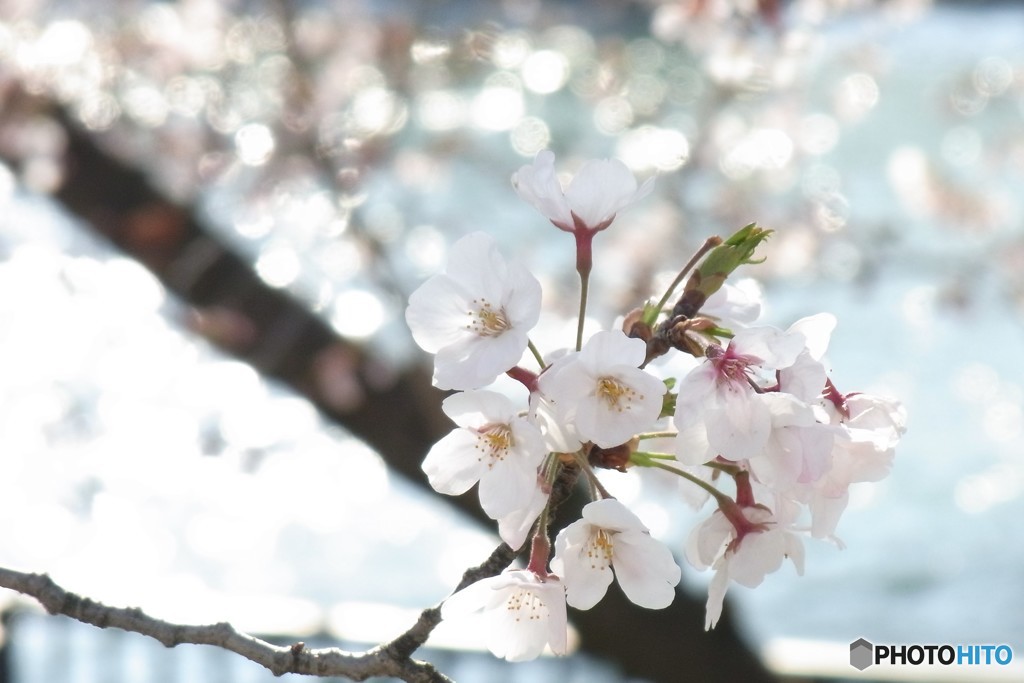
[850, 638, 874, 670]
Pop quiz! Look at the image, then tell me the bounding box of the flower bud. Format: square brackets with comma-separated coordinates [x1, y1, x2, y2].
[674, 223, 772, 319]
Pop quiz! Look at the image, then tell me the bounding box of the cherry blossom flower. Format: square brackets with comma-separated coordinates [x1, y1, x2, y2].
[551, 499, 681, 610]
[746, 392, 835, 492]
[405, 232, 542, 390]
[673, 324, 808, 464]
[422, 390, 547, 525]
[512, 150, 654, 233]
[802, 392, 906, 539]
[441, 570, 568, 662]
[538, 330, 667, 448]
[686, 502, 804, 629]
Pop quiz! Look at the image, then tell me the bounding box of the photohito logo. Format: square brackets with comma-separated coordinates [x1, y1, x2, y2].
[849, 638, 1014, 670]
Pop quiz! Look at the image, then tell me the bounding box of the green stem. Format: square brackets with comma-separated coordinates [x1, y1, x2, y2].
[576, 270, 589, 352]
[632, 450, 677, 460]
[573, 449, 612, 500]
[637, 457, 732, 507]
[647, 236, 723, 326]
[527, 339, 546, 370]
[637, 431, 678, 441]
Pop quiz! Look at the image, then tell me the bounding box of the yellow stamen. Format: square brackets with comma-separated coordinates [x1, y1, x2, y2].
[466, 299, 511, 337]
[506, 588, 546, 622]
[475, 424, 513, 467]
[585, 529, 614, 570]
[596, 376, 641, 412]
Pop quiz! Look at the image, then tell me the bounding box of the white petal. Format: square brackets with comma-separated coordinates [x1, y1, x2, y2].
[565, 158, 646, 229]
[580, 498, 647, 533]
[479, 457, 541, 520]
[706, 387, 772, 461]
[778, 352, 827, 402]
[555, 526, 614, 610]
[578, 329, 647, 370]
[486, 574, 567, 661]
[498, 484, 548, 549]
[704, 567, 730, 630]
[562, 566, 612, 611]
[611, 532, 681, 609]
[502, 260, 544, 328]
[421, 429, 487, 495]
[730, 530, 786, 587]
[441, 389, 514, 429]
[512, 150, 573, 229]
[788, 313, 836, 361]
[441, 574, 502, 619]
[685, 511, 733, 570]
[732, 325, 806, 370]
[405, 274, 473, 353]
[444, 232, 510, 302]
[432, 328, 528, 390]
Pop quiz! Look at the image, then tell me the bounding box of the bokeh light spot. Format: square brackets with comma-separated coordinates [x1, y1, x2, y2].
[235, 123, 275, 166]
[522, 50, 569, 94]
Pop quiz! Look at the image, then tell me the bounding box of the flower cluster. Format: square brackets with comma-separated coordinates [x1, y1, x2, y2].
[406, 151, 906, 661]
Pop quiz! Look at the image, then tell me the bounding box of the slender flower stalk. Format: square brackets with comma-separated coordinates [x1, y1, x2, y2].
[576, 269, 590, 351]
[632, 455, 734, 507]
[645, 236, 723, 326]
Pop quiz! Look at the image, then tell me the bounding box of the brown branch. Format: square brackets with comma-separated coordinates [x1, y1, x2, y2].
[0, 470, 581, 680]
[0, 531, 532, 683]
[0, 566, 455, 682]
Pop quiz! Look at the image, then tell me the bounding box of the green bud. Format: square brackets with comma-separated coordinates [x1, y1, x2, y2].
[674, 223, 772, 319]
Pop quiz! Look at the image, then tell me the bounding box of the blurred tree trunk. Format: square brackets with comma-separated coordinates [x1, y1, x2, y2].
[19, 111, 776, 683]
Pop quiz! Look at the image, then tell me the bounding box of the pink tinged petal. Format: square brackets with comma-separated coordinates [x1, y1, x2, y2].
[685, 511, 734, 570]
[706, 387, 772, 462]
[673, 415, 713, 465]
[421, 429, 489, 496]
[611, 532, 681, 609]
[779, 352, 828, 402]
[793, 425, 835, 484]
[846, 394, 907, 438]
[730, 531, 787, 588]
[810, 490, 849, 539]
[673, 369, 718, 465]
[704, 568, 730, 630]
